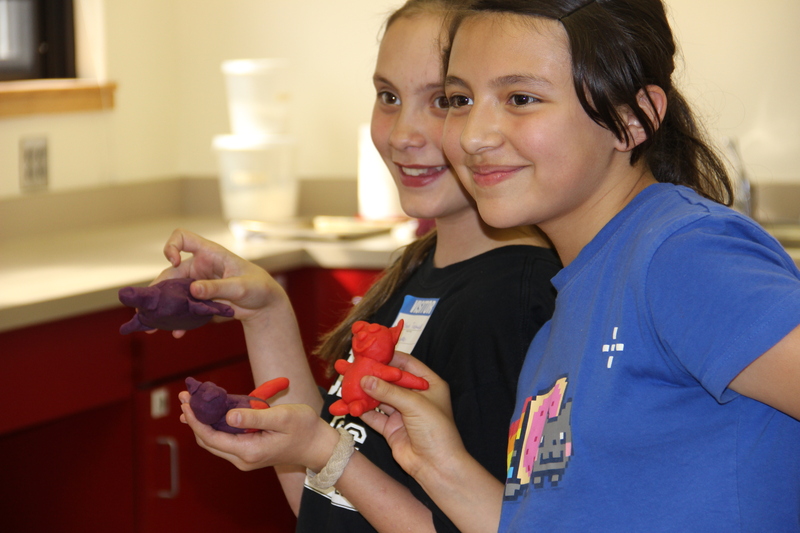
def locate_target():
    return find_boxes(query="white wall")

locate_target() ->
[0,0,797,200]
[171,0,398,178]
[669,0,800,183]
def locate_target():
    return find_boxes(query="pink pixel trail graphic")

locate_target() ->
[505,377,573,499]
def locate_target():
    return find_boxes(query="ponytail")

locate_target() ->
[646,89,732,205]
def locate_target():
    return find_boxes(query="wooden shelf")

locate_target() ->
[0,79,116,117]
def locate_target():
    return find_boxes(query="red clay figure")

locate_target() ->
[330,319,429,417]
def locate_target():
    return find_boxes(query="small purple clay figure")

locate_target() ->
[185,376,290,434]
[118,278,234,334]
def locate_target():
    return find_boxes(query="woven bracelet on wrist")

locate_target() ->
[306,427,355,490]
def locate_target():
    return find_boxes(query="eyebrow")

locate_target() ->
[373,74,395,88]
[374,74,445,94]
[445,73,553,90]
[444,75,467,89]
[493,74,553,89]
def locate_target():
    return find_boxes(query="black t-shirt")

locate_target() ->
[295,244,561,533]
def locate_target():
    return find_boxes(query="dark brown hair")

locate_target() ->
[445,0,733,205]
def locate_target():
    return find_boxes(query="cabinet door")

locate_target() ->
[0,307,133,434]
[0,307,136,532]
[0,401,136,533]
[135,359,296,533]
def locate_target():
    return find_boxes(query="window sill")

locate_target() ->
[0,79,117,118]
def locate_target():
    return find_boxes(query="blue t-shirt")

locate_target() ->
[501,184,800,531]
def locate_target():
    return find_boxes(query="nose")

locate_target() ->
[388,107,426,151]
[459,101,503,155]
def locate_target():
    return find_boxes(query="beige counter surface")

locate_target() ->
[0,217,411,333]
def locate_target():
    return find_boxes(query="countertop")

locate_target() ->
[0,216,412,333]
[4,215,799,335]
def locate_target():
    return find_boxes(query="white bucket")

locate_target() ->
[213,134,298,222]
[357,123,404,220]
[221,58,290,136]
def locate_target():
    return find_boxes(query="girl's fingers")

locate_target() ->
[359,408,388,434]
[225,407,272,431]
[163,229,193,267]
[190,276,242,302]
[362,376,420,415]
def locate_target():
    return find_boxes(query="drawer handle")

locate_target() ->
[156,436,180,498]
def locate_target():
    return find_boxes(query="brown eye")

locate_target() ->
[379,91,400,105]
[433,95,449,109]
[448,95,472,108]
[510,94,538,106]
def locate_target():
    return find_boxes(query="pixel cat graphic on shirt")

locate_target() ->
[505,376,573,500]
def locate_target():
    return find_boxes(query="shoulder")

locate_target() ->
[457,246,560,303]
[616,185,784,266]
[651,206,791,276]
[446,246,559,325]
[471,245,561,277]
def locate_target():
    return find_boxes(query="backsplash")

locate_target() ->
[1,177,794,243]
[0,176,358,242]
[751,182,800,224]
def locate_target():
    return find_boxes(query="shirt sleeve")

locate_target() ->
[646,215,800,402]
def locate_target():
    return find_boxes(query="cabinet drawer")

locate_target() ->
[0,307,133,434]
[129,314,248,386]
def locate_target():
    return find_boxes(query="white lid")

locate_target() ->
[221,58,289,75]
[212,133,296,151]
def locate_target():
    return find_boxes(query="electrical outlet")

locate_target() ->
[20,136,48,192]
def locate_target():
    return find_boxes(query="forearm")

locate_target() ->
[356,369,504,532]
[335,451,436,533]
[274,464,307,516]
[241,293,325,509]
[415,448,503,533]
[241,293,323,413]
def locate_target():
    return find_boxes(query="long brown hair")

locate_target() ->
[315,230,437,373]
[314,0,472,373]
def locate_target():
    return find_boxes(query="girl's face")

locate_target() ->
[371,14,474,221]
[443,14,642,255]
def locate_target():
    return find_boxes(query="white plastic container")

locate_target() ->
[213,134,298,222]
[222,58,290,136]
[357,123,404,220]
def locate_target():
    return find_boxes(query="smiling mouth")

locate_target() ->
[399,165,447,177]
[469,165,522,187]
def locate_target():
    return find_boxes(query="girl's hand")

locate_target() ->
[178,391,339,472]
[155,229,287,337]
[382,350,453,417]
[359,353,464,479]
[359,353,505,533]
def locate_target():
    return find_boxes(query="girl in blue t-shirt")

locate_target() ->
[361,1,800,531]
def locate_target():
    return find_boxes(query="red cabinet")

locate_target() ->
[0,307,136,532]
[0,306,133,435]
[0,266,382,532]
[0,400,137,532]
[285,267,383,387]
[134,360,295,533]
[0,308,294,532]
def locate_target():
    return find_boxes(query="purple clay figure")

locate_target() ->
[118,278,234,334]
[185,376,290,434]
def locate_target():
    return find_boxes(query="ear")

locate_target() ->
[615,85,667,152]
